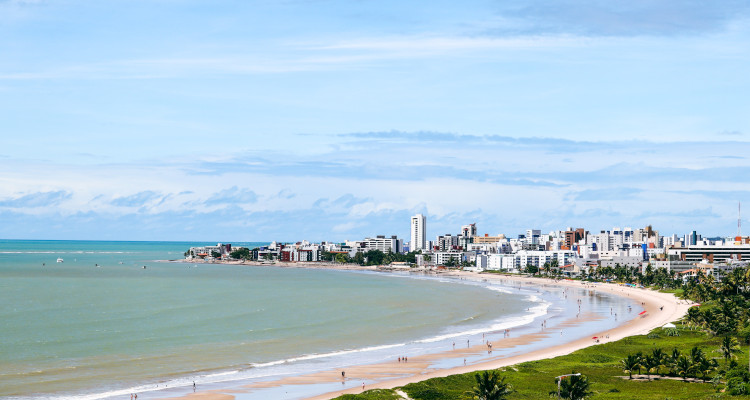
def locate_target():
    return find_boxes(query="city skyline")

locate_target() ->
[1,1,749,241]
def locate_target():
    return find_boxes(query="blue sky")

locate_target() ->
[1,0,749,242]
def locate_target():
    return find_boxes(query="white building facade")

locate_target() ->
[411,214,426,252]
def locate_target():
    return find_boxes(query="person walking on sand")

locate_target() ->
[362,382,365,391]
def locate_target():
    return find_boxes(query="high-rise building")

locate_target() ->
[526,229,541,245]
[459,223,476,249]
[461,223,477,238]
[411,214,426,251]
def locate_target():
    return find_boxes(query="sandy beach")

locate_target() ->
[164,263,692,400]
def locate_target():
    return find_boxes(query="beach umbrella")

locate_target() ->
[639,311,647,315]
[662,323,676,328]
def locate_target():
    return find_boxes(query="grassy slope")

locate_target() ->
[335,327,750,399]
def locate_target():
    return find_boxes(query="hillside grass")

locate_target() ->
[334,326,749,399]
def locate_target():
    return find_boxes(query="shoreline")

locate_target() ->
[309,271,691,399]
[158,262,691,400]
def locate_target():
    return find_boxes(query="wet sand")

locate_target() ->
[161,267,691,400]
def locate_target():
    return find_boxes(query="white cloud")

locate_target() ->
[2,134,750,239]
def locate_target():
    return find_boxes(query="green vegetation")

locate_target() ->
[321,249,420,266]
[619,345,720,382]
[551,372,591,400]
[334,326,750,399]
[335,389,404,400]
[523,264,539,275]
[465,370,514,400]
[229,247,252,260]
[333,260,750,399]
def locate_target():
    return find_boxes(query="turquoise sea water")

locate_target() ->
[0,240,538,400]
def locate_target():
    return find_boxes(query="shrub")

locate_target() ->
[664,328,680,336]
[725,367,750,395]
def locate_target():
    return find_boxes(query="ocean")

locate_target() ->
[0,240,557,400]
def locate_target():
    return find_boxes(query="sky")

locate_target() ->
[1,0,749,242]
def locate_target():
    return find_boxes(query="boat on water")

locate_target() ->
[56,258,64,263]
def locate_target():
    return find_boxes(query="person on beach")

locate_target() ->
[342,371,345,378]
[398,356,401,362]
[193,381,196,391]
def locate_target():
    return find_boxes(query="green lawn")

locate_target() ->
[334,327,750,399]
[335,389,405,400]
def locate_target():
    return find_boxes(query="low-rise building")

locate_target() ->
[186,243,232,260]
[667,245,750,263]
[357,235,403,253]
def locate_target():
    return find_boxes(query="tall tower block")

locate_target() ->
[411,214,426,252]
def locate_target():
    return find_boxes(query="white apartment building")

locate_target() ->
[358,235,402,253]
[525,229,541,246]
[186,243,232,259]
[599,256,642,269]
[436,234,459,251]
[474,254,488,269]
[433,251,464,265]
[487,254,516,271]
[513,250,577,269]
[411,214,426,251]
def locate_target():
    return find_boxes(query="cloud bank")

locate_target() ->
[1,132,748,241]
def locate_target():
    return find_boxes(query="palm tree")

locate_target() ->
[685,306,703,330]
[621,355,641,379]
[643,355,660,380]
[690,346,706,365]
[696,357,718,382]
[651,348,666,376]
[465,370,514,400]
[675,355,694,381]
[634,351,644,375]
[718,336,742,367]
[550,373,592,400]
[668,348,682,375]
